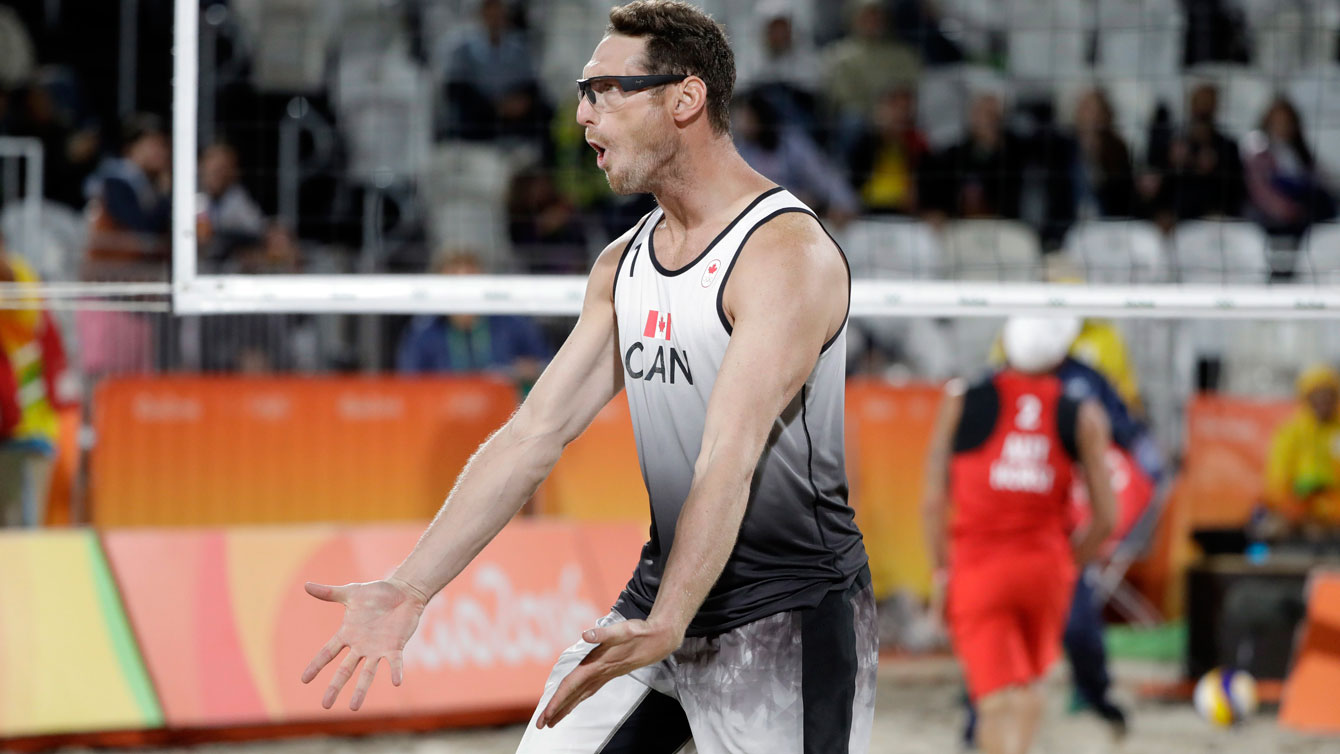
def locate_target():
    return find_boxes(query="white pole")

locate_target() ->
[172,0,199,306]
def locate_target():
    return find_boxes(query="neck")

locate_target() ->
[649,136,771,232]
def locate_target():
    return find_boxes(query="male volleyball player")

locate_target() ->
[300,2,875,750]
[922,317,1117,754]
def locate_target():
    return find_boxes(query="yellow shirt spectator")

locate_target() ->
[1069,320,1142,414]
[1265,365,1340,524]
[0,254,60,449]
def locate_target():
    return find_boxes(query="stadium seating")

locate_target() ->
[1003,0,1088,95]
[422,142,515,269]
[1094,0,1185,79]
[1060,219,1169,285]
[1172,220,1270,284]
[334,48,433,186]
[229,0,337,93]
[1244,0,1340,78]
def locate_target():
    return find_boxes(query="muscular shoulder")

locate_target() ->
[739,211,844,280]
[723,211,847,327]
[589,217,647,303]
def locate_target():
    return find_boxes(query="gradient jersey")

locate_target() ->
[611,187,867,636]
[949,370,1081,563]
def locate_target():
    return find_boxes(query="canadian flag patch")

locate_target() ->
[701,258,722,288]
[643,309,672,340]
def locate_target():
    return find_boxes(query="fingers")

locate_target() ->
[301,635,346,684]
[389,651,404,687]
[304,582,347,603]
[349,656,380,711]
[539,664,607,729]
[323,651,363,709]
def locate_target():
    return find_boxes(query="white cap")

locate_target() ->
[1002,316,1081,374]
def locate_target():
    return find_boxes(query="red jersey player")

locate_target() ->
[923,317,1117,754]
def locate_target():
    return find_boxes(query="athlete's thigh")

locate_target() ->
[516,612,692,754]
[675,577,878,754]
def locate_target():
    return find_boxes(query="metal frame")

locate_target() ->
[171,0,1340,319]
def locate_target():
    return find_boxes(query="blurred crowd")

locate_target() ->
[0,2,1337,397]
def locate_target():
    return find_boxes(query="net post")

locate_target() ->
[172,0,200,310]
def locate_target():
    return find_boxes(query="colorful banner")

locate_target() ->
[101,520,646,727]
[0,529,161,737]
[91,376,519,526]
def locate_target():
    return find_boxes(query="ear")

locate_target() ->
[669,75,709,126]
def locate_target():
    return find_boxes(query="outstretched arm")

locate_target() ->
[538,211,850,727]
[302,233,631,710]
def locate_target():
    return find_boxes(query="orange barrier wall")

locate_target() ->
[845,379,941,600]
[541,394,648,524]
[1132,394,1293,617]
[90,377,518,526]
[101,520,645,727]
[1281,569,1340,733]
[1173,394,1294,529]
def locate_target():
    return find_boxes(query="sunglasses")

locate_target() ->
[575,74,689,109]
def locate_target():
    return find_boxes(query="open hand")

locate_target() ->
[536,618,683,729]
[300,578,427,711]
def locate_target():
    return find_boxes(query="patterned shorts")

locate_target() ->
[516,574,877,754]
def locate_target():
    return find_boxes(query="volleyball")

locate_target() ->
[1193,667,1259,727]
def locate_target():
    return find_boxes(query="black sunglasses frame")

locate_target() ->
[575,74,689,106]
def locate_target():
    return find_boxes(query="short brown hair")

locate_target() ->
[607,1,735,135]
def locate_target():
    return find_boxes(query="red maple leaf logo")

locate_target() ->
[708,261,719,273]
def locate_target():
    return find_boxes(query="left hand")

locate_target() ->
[536,617,683,729]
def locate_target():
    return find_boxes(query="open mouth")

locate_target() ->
[588,139,609,169]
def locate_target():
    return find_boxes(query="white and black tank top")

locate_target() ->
[611,186,868,636]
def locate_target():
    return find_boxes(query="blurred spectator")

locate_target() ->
[198,142,263,241]
[397,249,550,391]
[921,92,1024,221]
[1140,83,1245,229]
[1042,89,1136,241]
[5,73,101,209]
[1241,98,1336,237]
[84,113,171,276]
[1264,365,1340,529]
[735,2,823,136]
[822,0,921,128]
[444,0,551,150]
[844,86,929,215]
[734,91,860,225]
[506,165,590,274]
[0,238,71,527]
